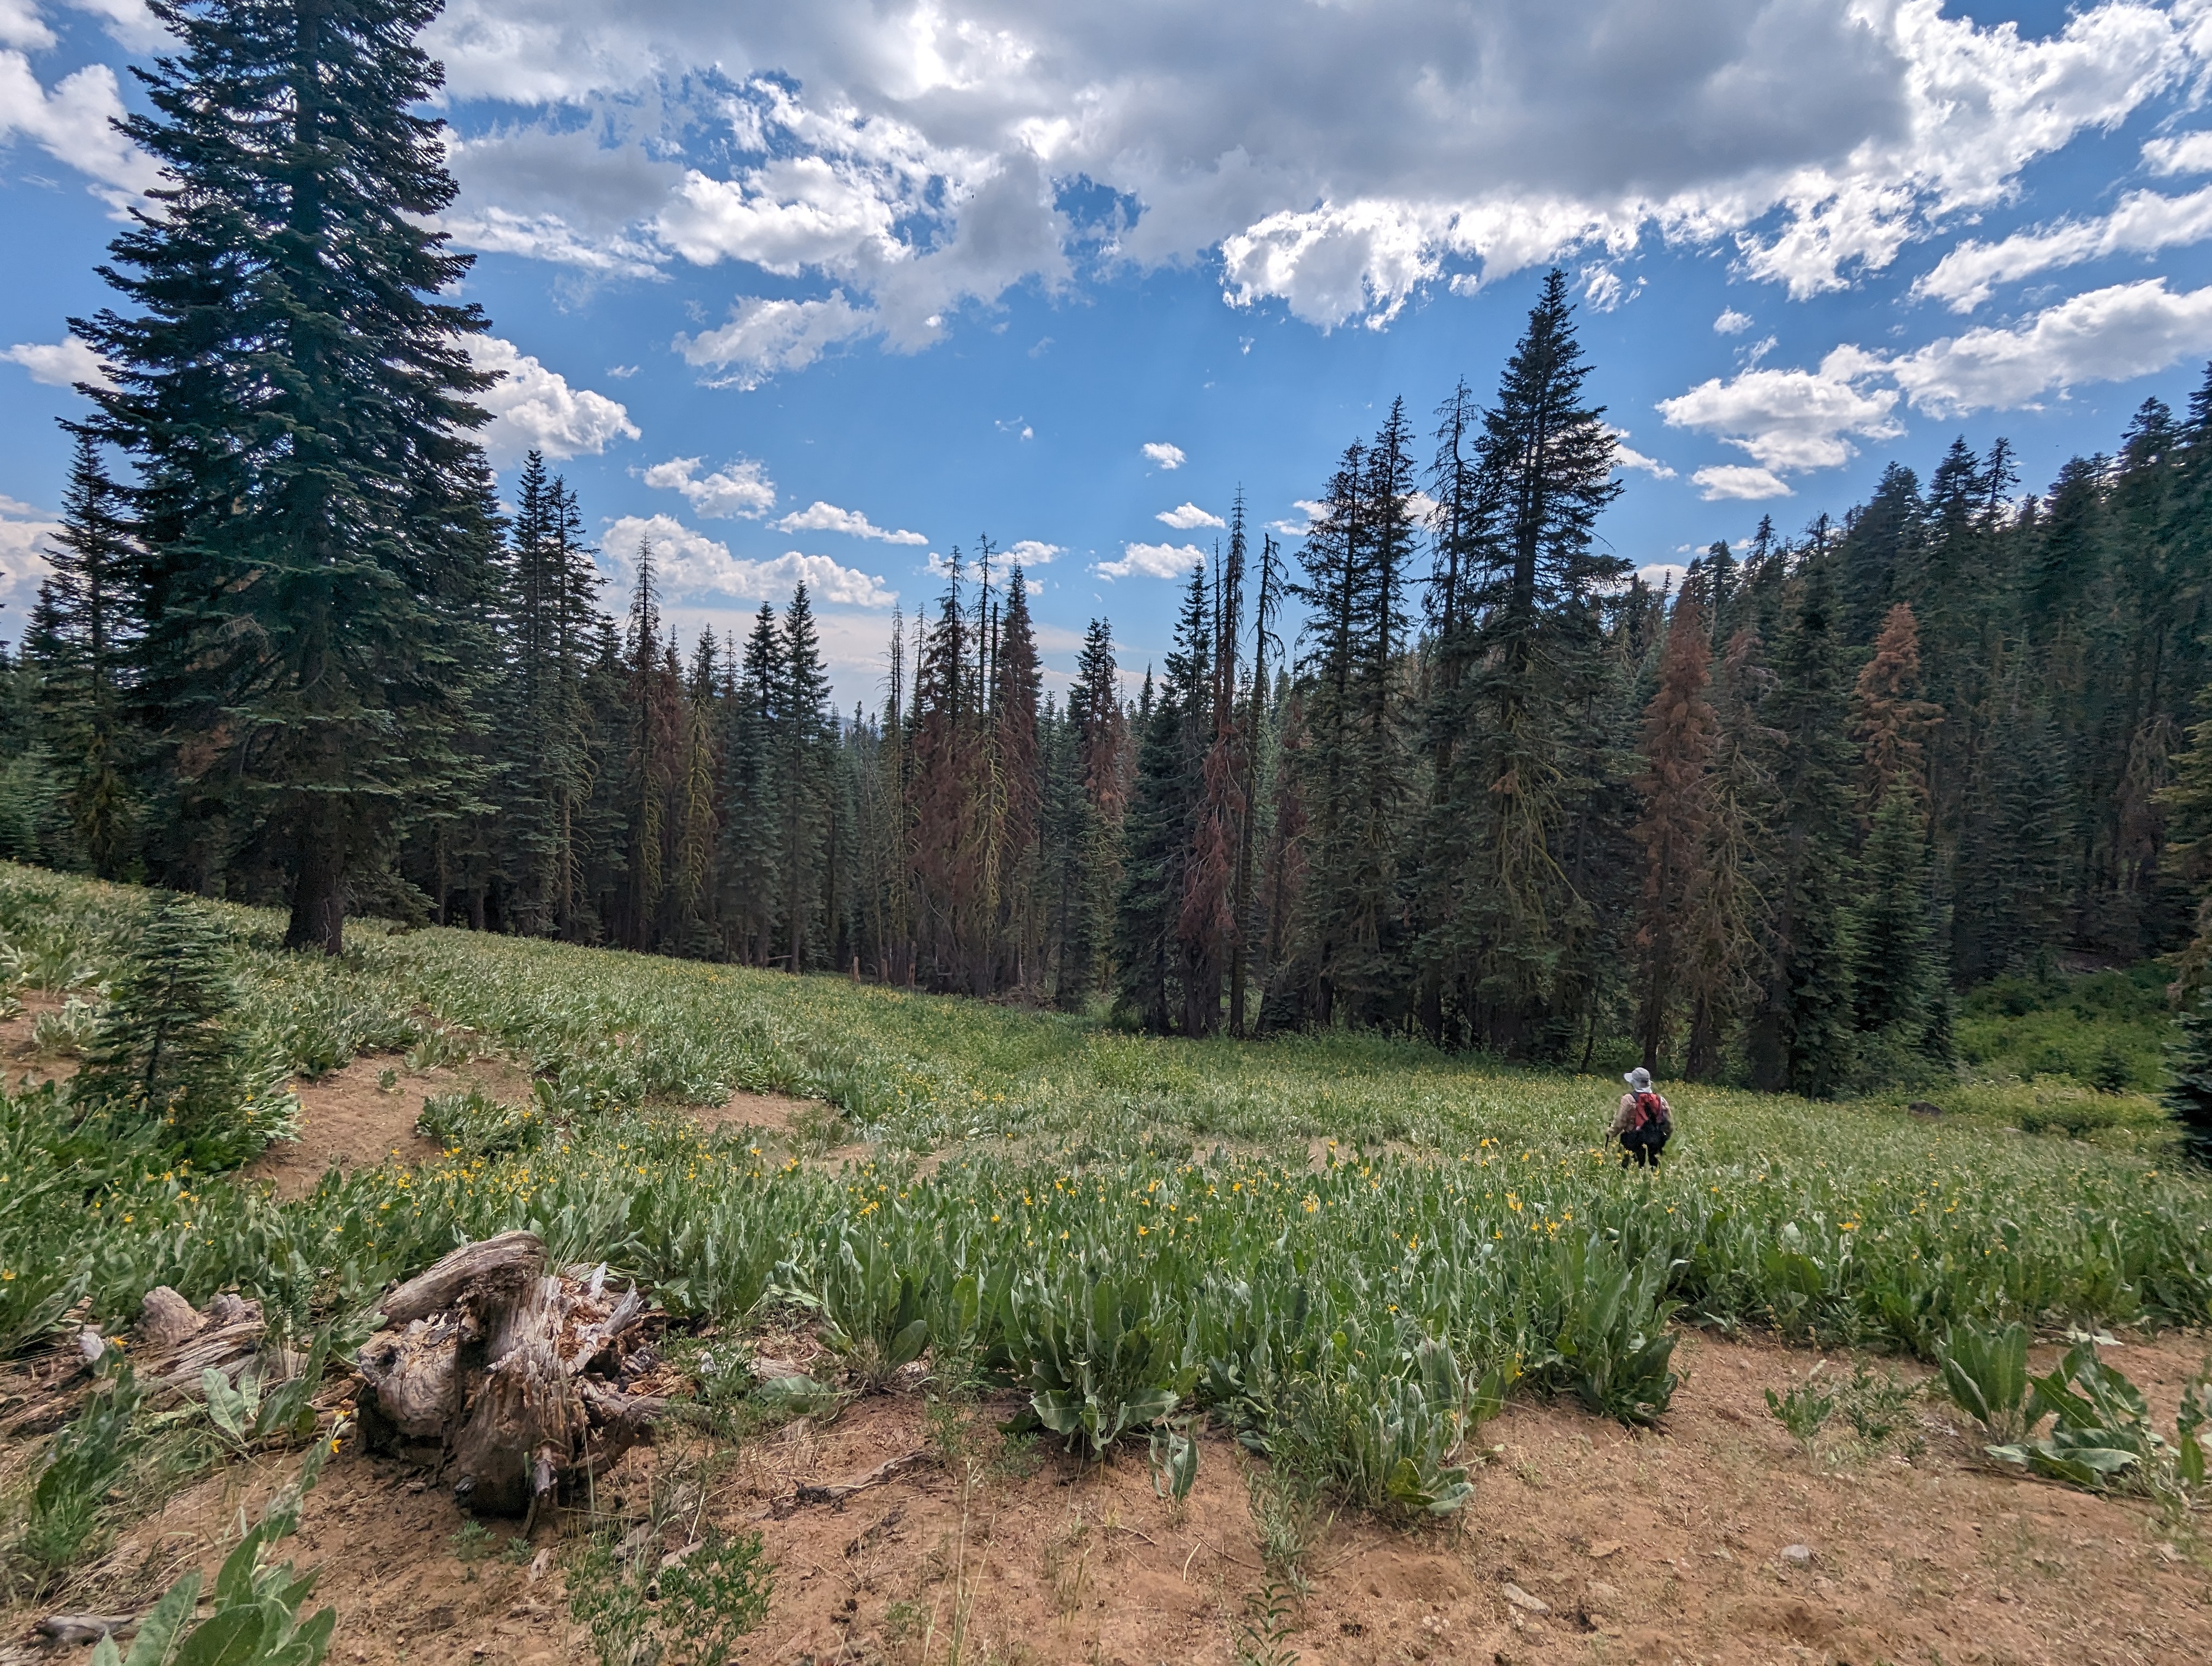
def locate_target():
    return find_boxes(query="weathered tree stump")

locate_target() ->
[355,1231,664,1519]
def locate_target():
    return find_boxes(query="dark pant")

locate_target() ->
[1620,1125,1669,1168]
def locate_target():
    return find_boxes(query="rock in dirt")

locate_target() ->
[1780,1544,1814,1565]
[1501,1582,1551,1614]
[355,1231,665,1519]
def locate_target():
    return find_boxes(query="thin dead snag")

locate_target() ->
[354,1230,665,1520]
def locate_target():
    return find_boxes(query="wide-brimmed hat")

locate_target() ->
[1623,1067,1652,1092]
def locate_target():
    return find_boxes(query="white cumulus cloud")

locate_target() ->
[774,500,927,543]
[1141,441,1186,470]
[381,0,2212,359]
[1886,275,2212,416]
[676,292,877,389]
[1692,465,1794,501]
[2143,130,2212,174]
[0,0,53,49]
[467,336,639,462]
[603,514,896,607]
[1268,498,1329,537]
[1714,308,1754,335]
[1006,539,1060,566]
[644,456,777,519]
[1156,502,1225,530]
[0,492,60,636]
[1605,426,1676,479]
[1096,541,1206,580]
[1661,275,2212,490]
[0,51,160,208]
[1917,184,2212,310]
[4,335,112,390]
[1658,350,1904,475]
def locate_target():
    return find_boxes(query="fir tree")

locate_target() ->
[74,893,276,1165]
[1680,626,1775,1080]
[1851,603,1941,815]
[35,434,136,876]
[1118,567,1211,1030]
[1853,788,1950,1081]
[1632,591,1716,1071]
[1456,268,1623,1053]
[76,0,501,951]
[1746,548,1857,1097]
[2164,988,2212,1163]
[991,570,1044,990]
[777,585,834,972]
[1057,618,1126,1008]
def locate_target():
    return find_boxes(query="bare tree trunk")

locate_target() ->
[286,803,347,954]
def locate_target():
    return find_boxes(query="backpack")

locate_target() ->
[1627,1091,1670,1134]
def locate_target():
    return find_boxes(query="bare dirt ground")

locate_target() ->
[242,1055,541,1200]
[0,991,82,1085]
[10,1329,2211,1666]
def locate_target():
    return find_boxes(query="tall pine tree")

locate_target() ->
[77,0,500,950]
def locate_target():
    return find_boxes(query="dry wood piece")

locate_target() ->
[355,1232,665,1518]
[35,1613,145,1646]
[131,1289,268,1404]
[777,1450,933,1515]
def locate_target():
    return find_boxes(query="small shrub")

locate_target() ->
[1765,1366,1838,1452]
[658,1529,774,1665]
[414,1086,543,1158]
[1837,1361,1916,1446]
[567,1523,772,1666]
[13,1366,143,1590]
[2016,1086,2133,1138]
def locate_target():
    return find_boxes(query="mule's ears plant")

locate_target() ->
[12,1362,143,1590]
[1935,1322,2030,1444]
[1984,1338,2184,1495]
[1946,1337,2212,1502]
[78,1418,336,1666]
[1149,1419,1200,1502]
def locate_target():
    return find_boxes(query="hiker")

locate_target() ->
[1611,1067,1672,1169]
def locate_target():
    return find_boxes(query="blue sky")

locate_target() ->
[8,0,2212,704]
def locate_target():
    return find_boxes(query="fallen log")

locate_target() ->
[355,1232,664,1518]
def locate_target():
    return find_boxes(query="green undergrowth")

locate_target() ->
[1958,963,2178,1096]
[4,863,2212,1538]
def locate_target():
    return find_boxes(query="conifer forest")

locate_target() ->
[10,217,2212,1098]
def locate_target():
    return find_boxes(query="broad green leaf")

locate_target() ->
[174,1609,264,1666]
[123,1570,203,1666]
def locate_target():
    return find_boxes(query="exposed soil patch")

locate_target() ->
[698,1090,818,1138]
[12,1329,2211,1665]
[0,990,85,1085]
[245,1054,536,1201]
